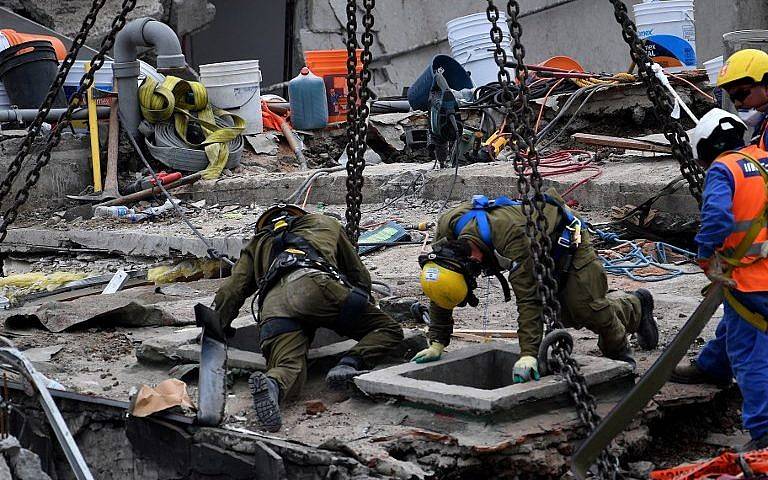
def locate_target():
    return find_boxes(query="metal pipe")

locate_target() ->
[0,107,110,123]
[113,18,185,138]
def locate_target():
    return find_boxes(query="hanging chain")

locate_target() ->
[0,0,109,210]
[0,0,138,243]
[487,2,621,478]
[608,0,704,205]
[343,0,375,244]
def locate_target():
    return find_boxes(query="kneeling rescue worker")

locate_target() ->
[415,191,658,381]
[213,205,404,432]
[671,107,768,452]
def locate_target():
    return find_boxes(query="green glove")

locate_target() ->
[411,342,445,363]
[513,355,541,383]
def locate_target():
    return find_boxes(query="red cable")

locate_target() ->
[524,149,602,198]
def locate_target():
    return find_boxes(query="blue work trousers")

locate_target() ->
[697,290,768,440]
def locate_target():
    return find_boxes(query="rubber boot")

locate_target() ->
[326,355,367,390]
[669,360,731,387]
[739,432,768,453]
[248,372,282,432]
[633,289,659,350]
[606,345,636,371]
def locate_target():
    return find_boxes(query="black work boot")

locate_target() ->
[739,432,768,453]
[326,355,367,390]
[669,360,731,387]
[248,372,282,432]
[633,289,659,350]
[606,345,637,371]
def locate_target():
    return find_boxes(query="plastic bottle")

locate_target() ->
[94,206,135,219]
[289,67,328,130]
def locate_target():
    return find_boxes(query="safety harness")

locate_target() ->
[421,194,583,307]
[253,216,370,342]
[717,151,768,332]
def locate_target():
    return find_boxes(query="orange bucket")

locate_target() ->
[304,49,362,123]
[538,55,585,73]
[1,29,67,60]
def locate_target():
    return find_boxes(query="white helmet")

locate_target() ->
[690,109,747,165]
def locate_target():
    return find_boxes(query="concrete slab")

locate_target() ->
[354,342,634,416]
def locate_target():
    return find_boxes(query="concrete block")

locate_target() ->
[354,342,634,415]
[170,0,215,35]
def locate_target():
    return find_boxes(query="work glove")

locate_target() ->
[411,342,445,364]
[698,257,736,287]
[513,355,541,384]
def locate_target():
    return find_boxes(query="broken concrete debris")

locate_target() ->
[0,0,758,478]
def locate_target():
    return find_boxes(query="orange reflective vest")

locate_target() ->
[714,144,768,292]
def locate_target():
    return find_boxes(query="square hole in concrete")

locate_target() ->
[355,342,634,416]
[402,349,518,390]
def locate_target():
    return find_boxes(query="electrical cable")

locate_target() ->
[119,111,235,267]
[361,172,427,214]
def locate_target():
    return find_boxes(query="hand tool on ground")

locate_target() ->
[63,172,202,221]
[410,302,430,324]
[571,284,725,479]
[86,61,102,193]
[67,87,121,202]
[122,171,182,195]
[194,303,228,426]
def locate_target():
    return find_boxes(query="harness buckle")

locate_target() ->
[564,218,582,247]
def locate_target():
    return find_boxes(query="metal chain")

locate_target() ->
[608,0,704,206]
[0,0,138,243]
[487,2,620,478]
[0,0,109,210]
[343,0,375,244]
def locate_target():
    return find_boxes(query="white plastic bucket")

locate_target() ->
[703,55,723,85]
[461,50,510,87]
[446,12,509,46]
[200,60,263,135]
[633,0,696,73]
[63,60,114,99]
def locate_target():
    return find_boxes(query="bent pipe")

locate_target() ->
[113,18,185,138]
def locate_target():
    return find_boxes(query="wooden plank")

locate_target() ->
[571,133,672,153]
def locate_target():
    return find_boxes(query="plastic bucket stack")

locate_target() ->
[0,29,67,60]
[0,41,65,109]
[63,60,114,99]
[200,60,263,135]
[305,49,362,123]
[447,12,511,86]
[633,0,696,73]
[703,55,723,85]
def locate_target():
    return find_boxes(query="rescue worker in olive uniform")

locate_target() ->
[671,108,768,452]
[213,205,403,432]
[414,191,658,382]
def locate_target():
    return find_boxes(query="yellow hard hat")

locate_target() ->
[256,203,307,230]
[717,49,768,88]
[419,261,468,310]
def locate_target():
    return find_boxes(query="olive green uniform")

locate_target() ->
[429,196,641,358]
[214,214,403,399]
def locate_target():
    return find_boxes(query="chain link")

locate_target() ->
[0,0,138,243]
[487,2,621,478]
[0,0,109,210]
[343,0,375,244]
[608,0,704,206]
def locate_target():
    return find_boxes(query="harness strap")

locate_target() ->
[259,317,305,346]
[723,289,768,332]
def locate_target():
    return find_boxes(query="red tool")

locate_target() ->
[123,171,182,195]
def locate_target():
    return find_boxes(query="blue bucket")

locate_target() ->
[407,55,473,111]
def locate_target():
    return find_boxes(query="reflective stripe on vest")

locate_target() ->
[715,145,768,292]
